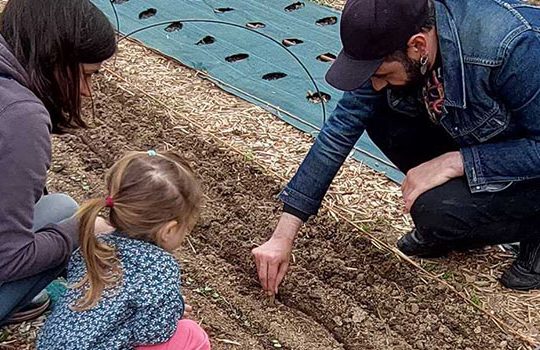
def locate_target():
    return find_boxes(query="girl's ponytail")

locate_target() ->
[71,198,119,311]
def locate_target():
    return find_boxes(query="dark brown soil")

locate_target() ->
[40,75,527,350]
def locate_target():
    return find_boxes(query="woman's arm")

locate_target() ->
[0,100,76,282]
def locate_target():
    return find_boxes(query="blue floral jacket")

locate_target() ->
[281,0,540,218]
[37,233,184,350]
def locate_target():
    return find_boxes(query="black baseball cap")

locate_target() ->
[326,0,429,91]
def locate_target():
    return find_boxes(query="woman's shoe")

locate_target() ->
[5,290,51,324]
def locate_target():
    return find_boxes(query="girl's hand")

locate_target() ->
[183,296,193,317]
[94,216,114,234]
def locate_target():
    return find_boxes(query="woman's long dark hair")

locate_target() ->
[0,0,116,133]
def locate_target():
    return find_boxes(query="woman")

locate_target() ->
[0,0,116,323]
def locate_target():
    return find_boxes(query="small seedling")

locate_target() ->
[442,271,454,281]
[360,224,371,233]
[421,262,437,272]
[470,293,481,307]
[0,330,8,342]
[244,150,254,162]
[194,286,214,295]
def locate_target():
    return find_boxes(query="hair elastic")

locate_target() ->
[105,196,115,208]
[147,150,157,157]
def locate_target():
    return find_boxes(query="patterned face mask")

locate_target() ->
[422,67,446,124]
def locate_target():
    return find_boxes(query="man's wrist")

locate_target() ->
[273,212,302,243]
[446,151,464,177]
[283,204,310,222]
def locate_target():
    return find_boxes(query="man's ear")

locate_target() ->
[156,220,179,245]
[407,33,429,58]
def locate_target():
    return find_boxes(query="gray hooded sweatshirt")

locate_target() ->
[0,35,77,284]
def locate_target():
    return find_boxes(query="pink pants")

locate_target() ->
[137,319,211,350]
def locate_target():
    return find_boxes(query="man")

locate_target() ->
[252,0,540,294]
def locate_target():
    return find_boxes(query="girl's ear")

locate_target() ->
[156,220,179,248]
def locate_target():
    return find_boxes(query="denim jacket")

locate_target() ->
[281,0,540,219]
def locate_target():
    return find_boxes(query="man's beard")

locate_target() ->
[388,50,426,91]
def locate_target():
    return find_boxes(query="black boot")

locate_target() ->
[396,229,449,258]
[501,238,540,291]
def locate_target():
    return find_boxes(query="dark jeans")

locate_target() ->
[366,111,540,251]
[0,193,78,325]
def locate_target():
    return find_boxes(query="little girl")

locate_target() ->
[38,150,210,350]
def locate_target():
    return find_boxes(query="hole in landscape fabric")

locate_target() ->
[225,53,249,62]
[246,22,266,29]
[282,38,304,47]
[139,8,157,20]
[112,0,128,4]
[262,72,288,80]
[284,2,305,11]
[196,36,216,45]
[307,91,331,104]
[214,7,235,13]
[316,53,337,62]
[164,22,183,32]
[316,16,337,26]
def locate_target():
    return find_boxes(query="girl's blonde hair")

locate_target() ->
[72,150,202,311]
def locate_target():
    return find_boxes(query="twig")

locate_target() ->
[187,237,197,254]
[215,338,242,346]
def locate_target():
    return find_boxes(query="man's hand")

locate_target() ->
[252,213,302,295]
[94,216,114,235]
[402,151,464,213]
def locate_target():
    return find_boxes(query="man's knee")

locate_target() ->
[410,181,470,237]
[410,192,445,232]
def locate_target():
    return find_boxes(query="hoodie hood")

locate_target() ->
[0,34,31,88]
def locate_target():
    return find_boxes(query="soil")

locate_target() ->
[34,75,528,350]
